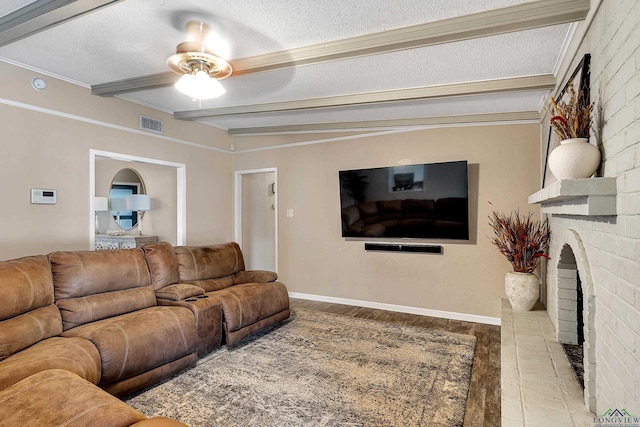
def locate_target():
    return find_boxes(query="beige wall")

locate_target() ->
[0,58,540,319]
[0,61,234,260]
[233,124,541,318]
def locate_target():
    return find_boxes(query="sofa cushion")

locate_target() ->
[142,242,181,290]
[0,255,54,321]
[0,336,101,391]
[56,286,157,330]
[174,242,245,281]
[0,369,148,427]
[0,304,62,361]
[50,249,155,329]
[62,306,197,387]
[0,255,64,362]
[50,249,150,299]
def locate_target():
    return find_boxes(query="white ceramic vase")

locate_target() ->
[548,137,601,180]
[505,272,539,311]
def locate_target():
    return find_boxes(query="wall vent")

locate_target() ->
[139,115,163,134]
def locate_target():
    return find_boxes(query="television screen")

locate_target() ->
[339,161,469,240]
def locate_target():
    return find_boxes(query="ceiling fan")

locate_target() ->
[166,21,232,100]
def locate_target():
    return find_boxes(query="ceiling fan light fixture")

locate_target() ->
[167,21,232,101]
[175,70,226,100]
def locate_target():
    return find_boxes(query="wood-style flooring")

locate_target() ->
[290,298,501,427]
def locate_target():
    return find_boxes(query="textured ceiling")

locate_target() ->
[0,0,588,134]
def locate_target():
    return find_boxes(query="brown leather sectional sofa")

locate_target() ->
[0,242,289,426]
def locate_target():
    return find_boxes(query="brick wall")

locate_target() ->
[543,0,640,415]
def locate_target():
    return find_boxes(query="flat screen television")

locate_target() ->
[339,160,469,240]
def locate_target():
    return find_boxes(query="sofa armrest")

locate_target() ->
[234,270,278,284]
[155,284,204,301]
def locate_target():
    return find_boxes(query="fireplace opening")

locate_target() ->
[562,270,584,389]
[554,234,596,412]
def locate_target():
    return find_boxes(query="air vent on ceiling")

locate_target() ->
[139,115,163,134]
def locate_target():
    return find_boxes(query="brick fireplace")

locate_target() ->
[527,0,640,417]
[529,177,617,413]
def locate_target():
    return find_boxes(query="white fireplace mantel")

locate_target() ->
[528,177,617,216]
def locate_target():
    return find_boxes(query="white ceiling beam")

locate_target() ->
[91,72,176,96]
[232,0,590,75]
[227,111,542,135]
[91,0,589,97]
[0,0,121,47]
[174,75,556,120]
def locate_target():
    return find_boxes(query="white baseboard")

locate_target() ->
[288,292,501,326]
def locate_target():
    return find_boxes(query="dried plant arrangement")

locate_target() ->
[545,78,594,140]
[489,210,551,273]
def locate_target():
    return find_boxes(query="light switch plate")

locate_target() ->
[286,209,294,217]
[31,188,57,204]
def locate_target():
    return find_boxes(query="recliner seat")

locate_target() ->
[144,242,290,347]
[49,249,198,396]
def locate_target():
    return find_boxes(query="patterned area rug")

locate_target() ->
[125,308,477,427]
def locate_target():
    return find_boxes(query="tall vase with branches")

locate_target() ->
[545,78,600,180]
[489,209,551,310]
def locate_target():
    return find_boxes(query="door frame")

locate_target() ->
[234,168,278,273]
[90,149,187,248]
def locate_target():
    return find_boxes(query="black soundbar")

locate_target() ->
[364,243,443,254]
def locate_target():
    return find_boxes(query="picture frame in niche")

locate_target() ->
[542,53,591,188]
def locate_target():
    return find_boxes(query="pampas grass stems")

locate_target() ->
[546,79,593,140]
[489,210,551,273]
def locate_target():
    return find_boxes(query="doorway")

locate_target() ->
[90,149,186,248]
[234,168,278,272]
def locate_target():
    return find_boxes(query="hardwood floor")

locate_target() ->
[290,298,501,427]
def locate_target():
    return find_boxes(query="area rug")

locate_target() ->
[125,308,477,427]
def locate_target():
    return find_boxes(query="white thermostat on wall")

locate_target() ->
[31,188,57,204]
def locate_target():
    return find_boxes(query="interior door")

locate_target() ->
[238,171,277,271]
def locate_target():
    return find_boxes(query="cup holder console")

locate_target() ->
[186,295,209,302]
